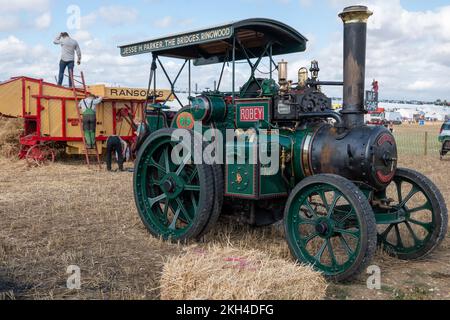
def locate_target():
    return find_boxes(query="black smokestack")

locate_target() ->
[339,5,373,128]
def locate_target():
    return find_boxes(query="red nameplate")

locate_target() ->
[240,106,265,122]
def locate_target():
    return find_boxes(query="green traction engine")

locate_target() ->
[121,6,448,281]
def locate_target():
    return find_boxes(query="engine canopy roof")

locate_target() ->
[119,18,307,65]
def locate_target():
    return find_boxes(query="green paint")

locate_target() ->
[134,134,202,239]
[146,113,168,132]
[225,139,258,198]
[377,175,435,256]
[260,79,280,96]
[285,183,362,276]
[191,97,208,121]
[259,130,288,197]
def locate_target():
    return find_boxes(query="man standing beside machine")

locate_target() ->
[79,93,103,149]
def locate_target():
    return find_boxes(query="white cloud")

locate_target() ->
[153,16,173,28]
[0,36,56,80]
[0,0,50,31]
[97,6,139,26]
[73,30,92,42]
[152,16,194,29]
[0,36,27,57]
[78,6,139,29]
[34,12,52,30]
[0,33,154,89]
[407,81,434,91]
[2,0,449,102]
[0,15,20,32]
[0,0,50,12]
[80,12,97,30]
[296,0,450,101]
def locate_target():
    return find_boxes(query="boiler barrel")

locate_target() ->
[292,124,398,191]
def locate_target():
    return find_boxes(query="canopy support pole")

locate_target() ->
[216,51,228,92]
[153,55,157,105]
[238,41,273,96]
[144,54,158,110]
[188,60,191,101]
[232,36,236,104]
[157,57,188,108]
[269,44,273,80]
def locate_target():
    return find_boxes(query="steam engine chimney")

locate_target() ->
[339,5,373,128]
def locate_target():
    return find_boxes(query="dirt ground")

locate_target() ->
[0,123,449,300]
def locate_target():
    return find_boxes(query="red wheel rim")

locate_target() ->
[25,145,55,167]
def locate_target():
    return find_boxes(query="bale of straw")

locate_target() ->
[0,117,23,158]
[160,245,327,300]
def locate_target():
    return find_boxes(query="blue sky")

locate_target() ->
[12,0,450,54]
[1,0,450,101]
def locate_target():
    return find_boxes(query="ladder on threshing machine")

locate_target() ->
[69,71,102,168]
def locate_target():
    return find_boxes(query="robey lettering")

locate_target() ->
[240,106,265,122]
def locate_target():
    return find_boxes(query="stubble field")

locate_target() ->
[0,122,448,300]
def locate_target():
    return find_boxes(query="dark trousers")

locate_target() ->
[82,114,96,148]
[58,60,75,87]
[106,136,124,171]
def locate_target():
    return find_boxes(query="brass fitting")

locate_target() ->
[278,60,289,92]
[298,67,308,88]
[339,5,373,24]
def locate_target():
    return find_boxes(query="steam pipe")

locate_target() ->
[306,80,344,86]
[339,5,373,129]
[297,111,344,126]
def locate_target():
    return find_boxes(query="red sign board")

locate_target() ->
[67,118,80,126]
[239,106,265,122]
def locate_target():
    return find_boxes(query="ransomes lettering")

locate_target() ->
[109,88,164,98]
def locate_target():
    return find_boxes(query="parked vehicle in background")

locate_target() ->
[439,121,450,160]
[365,110,386,125]
[385,111,402,125]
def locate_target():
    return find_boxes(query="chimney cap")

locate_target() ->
[339,5,373,24]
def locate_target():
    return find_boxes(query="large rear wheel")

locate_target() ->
[284,174,377,282]
[134,128,214,241]
[197,164,223,238]
[375,168,448,260]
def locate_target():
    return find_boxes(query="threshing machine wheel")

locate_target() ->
[284,174,377,282]
[25,144,56,167]
[376,168,448,260]
[133,128,215,241]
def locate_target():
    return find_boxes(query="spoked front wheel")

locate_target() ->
[284,174,377,282]
[134,128,214,241]
[375,168,448,260]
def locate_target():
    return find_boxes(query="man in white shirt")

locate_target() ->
[53,32,82,87]
[79,94,103,149]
